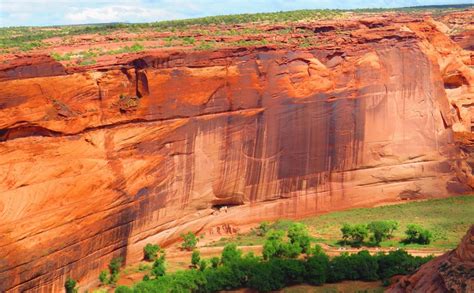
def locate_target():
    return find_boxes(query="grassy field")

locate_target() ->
[207,195,474,250]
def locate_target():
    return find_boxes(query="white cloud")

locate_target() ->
[64,5,180,24]
[0,0,471,27]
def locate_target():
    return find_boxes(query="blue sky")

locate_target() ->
[0,0,470,27]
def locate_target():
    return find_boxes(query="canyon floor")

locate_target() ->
[88,196,472,292]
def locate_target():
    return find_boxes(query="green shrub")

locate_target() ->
[98,270,109,285]
[262,229,302,260]
[143,243,160,261]
[329,251,378,282]
[340,223,368,246]
[305,252,329,285]
[210,256,220,268]
[368,220,398,245]
[191,250,201,268]
[376,249,433,280]
[404,224,433,244]
[109,257,123,276]
[287,223,311,253]
[199,259,208,271]
[115,286,134,293]
[247,260,285,292]
[181,232,199,251]
[64,277,77,293]
[221,243,242,265]
[151,255,166,278]
[256,221,270,236]
[112,243,432,292]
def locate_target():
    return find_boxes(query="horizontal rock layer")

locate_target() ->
[0,18,472,292]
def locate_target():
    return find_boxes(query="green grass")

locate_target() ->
[302,195,473,249]
[207,196,474,250]
[1,4,471,53]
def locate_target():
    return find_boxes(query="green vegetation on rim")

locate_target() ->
[0,4,471,52]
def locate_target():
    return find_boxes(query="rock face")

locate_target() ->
[0,15,473,292]
[389,225,474,293]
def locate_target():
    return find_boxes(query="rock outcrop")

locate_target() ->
[0,12,472,292]
[389,225,474,293]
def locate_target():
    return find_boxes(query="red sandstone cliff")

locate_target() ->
[0,12,473,292]
[389,225,474,293]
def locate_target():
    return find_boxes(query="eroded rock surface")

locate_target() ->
[0,12,473,292]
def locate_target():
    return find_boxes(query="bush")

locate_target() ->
[98,270,109,285]
[181,232,199,251]
[262,229,302,260]
[115,286,134,293]
[340,223,368,246]
[109,256,123,276]
[64,277,77,293]
[329,250,379,282]
[368,221,398,245]
[191,250,201,268]
[305,252,329,285]
[143,243,160,261]
[221,243,242,265]
[247,261,285,292]
[376,249,432,280]
[199,259,208,271]
[114,243,432,292]
[256,221,270,236]
[404,224,432,244]
[287,223,311,253]
[151,255,166,278]
[210,256,220,268]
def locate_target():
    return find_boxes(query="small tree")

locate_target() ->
[143,243,160,261]
[404,224,432,244]
[262,229,302,259]
[341,223,352,244]
[199,259,208,271]
[191,250,201,268]
[340,224,368,246]
[64,277,77,293]
[108,256,123,284]
[368,221,391,245]
[351,224,368,245]
[98,270,109,285]
[262,229,286,260]
[221,243,242,265]
[151,255,166,278]
[256,221,270,236]
[386,220,399,238]
[181,232,199,251]
[210,256,220,268]
[109,256,123,276]
[305,252,329,285]
[287,222,311,253]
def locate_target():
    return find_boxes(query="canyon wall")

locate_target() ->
[0,18,472,291]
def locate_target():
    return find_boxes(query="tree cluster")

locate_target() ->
[115,223,432,293]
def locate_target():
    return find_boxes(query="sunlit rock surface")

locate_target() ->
[0,12,472,292]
